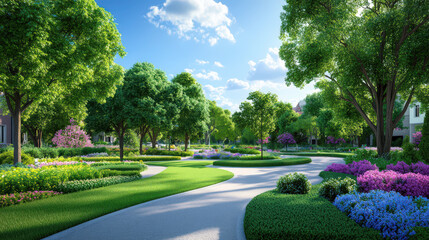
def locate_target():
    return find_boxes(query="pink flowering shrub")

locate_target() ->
[0,191,61,208]
[257,136,270,144]
[412,131,422,145]
[52,119,93,148]
[358,170,429,198]
[324,160,378,176]
[386,161,429,176]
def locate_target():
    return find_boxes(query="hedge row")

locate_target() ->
[0,147,108,158]
[145,148,194,157]
[81,156,181,162]
[244,171,382,240]
[224,148,261,155]
[213,158,311,167]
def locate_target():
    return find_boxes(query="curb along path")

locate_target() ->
[45,157,344,240]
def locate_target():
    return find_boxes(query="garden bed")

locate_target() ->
[213,157,311,167]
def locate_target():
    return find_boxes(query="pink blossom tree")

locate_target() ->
[52,119,93,148]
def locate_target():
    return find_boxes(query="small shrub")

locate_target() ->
[145,148,194,157]
[276,173,311,194]
[0,151,34,165]
[55,176,140,193]
[419,113,429,163]
[224,148,261,154]
[318,177,356,202]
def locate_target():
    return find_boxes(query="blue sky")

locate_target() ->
[97,0,317,112]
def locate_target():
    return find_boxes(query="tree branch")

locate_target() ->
[393,87,415,127]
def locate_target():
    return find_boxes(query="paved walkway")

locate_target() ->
[45,156,344,240]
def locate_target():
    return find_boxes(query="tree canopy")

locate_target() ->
[280,0,429,155]
[0,0,125,163]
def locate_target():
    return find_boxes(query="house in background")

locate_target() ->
[0,108,12,146]
[409,102,425,138]
[92,132,116,144]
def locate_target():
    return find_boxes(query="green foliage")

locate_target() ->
[9,147,108,159]
[224,148,261,154]
[318,178,357,202]
[0,151,34,165]
[282,152,353,158]
[0,161,233,240]
[81,156,181,162]
[123,129,139,148]
[93,163,146,172]
[235,154,280,160]
[0,165,103,194]
[244,189,382,240]
[402,139,421,164]
[276,173,311,194]
[419,113,429,163]
[145,148,194,157]
[55,176,141,193]
[213,158,311,167]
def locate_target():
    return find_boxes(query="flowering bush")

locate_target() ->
[334,190,429,240]
[277,133,296,145]
[29,161,91,168]
[326,136,346,145]
[413,131,422,145]
[324,160,378,176]
[358,170,429,198]
[0,165,103,194]
[52,119,93,148]
[386,161,429,176]
[0,191,62,208]
[257,136,270,144]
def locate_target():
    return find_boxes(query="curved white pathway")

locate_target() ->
[45,156,344,240]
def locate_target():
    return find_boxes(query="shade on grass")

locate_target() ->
[213,158,311,167]
[0,161,233,240]
[280,152,353,158]
[244,171,381,240]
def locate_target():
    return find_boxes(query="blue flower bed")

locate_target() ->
[333,190,429,240]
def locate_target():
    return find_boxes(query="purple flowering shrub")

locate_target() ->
[386,161,429,176]
[357,170,429,198]
[0,191,62,208]
[52,119,93,148]
[333,190,429,240]
[412,131,422,145]
[324,160,378,176]
[326,136,346,145]
[277,133,296,145]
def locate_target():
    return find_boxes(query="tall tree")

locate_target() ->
[172,73,209,151]
[237,91,278,159]
[86,85,130,160]
[280,0,429,156]
[205,101,235,145]
[0,0,125,163]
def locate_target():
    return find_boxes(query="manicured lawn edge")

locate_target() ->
[0,161,233,240]
[243,171,382,240]
[81,156,182,161]
[279,152,353,158]
[213,157,311,167]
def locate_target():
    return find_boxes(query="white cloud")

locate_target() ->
[214,61,224,68]
[195,70,221,81]
[204,84,237,111]
[184,68,194,73]
[226,78,249,90]
[249,80,285,91]
[147,0,235,46]
[208,37,218,46]
[248,48,287,81]
[196,59,209,65]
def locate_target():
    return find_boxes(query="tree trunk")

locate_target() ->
[36,130,42,148]
[260,113,263,160]
[184,133,189,151]
[139,133,144,155]
[119,130,125,161]
[204,132,210,145]
[12,110,21,164]
[149,129,158,148]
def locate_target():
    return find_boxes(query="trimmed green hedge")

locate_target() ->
[0,151,34,165]
[243,171,381,240]
[145,148,194,157]
[213,158,311,167]
[82,156,181,162]
[224,148,261,154]
[0,147,108,158]
[280,152,353,158]
[55,176,141,193]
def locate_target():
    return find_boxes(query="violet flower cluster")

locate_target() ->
[277,133,296,145]
[357,170,429,198]
[334,190,429,240]
[412,131,422,145]
[326,136,346,145]
[52,118,93,148]
[193,150,241,159]
[386,161,429,176]
[257,136,270,144]
[324,160,378,176]
[29,161,96,168]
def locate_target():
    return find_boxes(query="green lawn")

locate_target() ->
[279,152,353,158]
[0,161,233,240]
[213,157,311,167]
[243,171,382,240]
